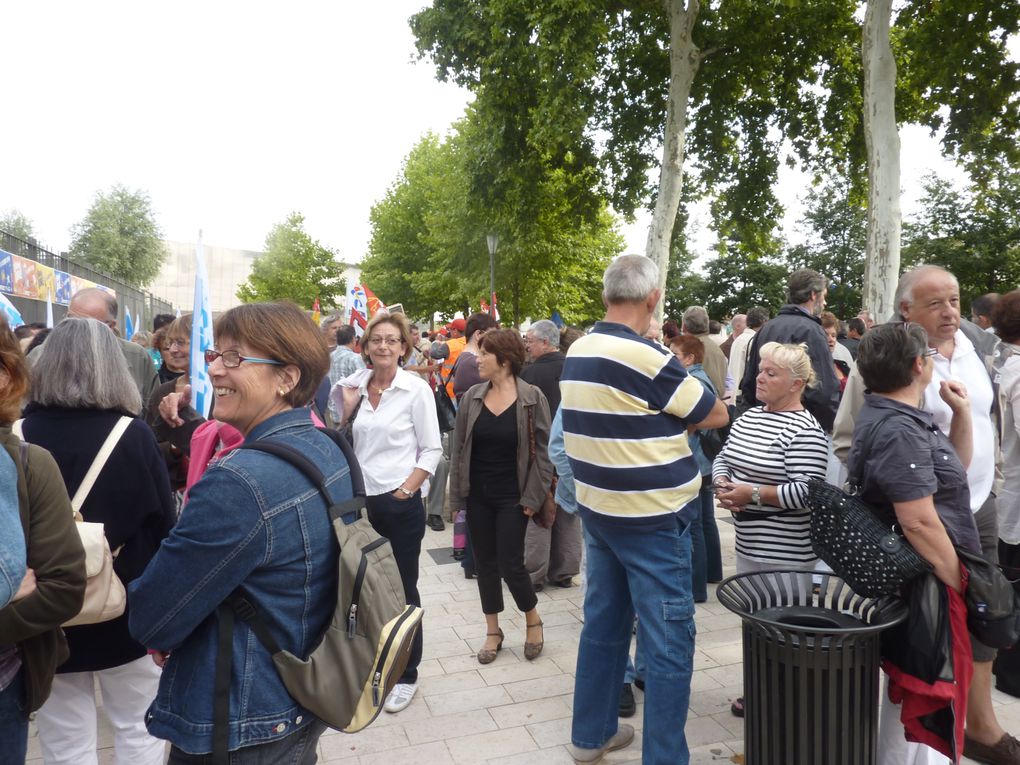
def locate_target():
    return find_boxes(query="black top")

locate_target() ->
[469,405,520,500]
[520,351,564,414]
[21,405,176,672]
[848,393,980,554]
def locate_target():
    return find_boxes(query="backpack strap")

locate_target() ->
[212,429,361,763]
[70,417,132,513]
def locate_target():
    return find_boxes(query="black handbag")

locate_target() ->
[807,418,932,598]
[434,362,458,433]
[956,546,1020,649]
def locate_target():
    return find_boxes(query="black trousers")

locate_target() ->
[366,490,425,684]
[467,493,538,615]
[994,538,1020,697]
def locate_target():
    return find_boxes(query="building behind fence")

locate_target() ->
[0,230,175,335]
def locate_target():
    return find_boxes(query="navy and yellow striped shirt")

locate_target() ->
[561,321,717,530]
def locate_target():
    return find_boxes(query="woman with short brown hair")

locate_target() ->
[450,329,553,664]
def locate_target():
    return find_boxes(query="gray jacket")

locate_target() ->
[449,377,553,511]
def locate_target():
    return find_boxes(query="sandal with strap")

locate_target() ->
[477,629,504,665]
[524,620,544,660]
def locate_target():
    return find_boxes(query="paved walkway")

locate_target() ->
[26,508,1020,764]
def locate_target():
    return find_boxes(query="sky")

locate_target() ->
[3,2,971,271]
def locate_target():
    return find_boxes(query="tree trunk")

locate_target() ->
[862,0,901,320]
[645,0,700,320]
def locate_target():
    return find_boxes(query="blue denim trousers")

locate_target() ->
[0,670,27,763]
[167,719,326,763]
[574,516,695,765]
[689,482,723,602]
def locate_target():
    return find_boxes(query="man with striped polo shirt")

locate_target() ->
[562,255,728,765]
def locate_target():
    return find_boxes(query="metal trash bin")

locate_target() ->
[717,571,906,765]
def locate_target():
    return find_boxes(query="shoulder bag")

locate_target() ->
[434,362,458,433]
[806,416,932,598]
[956,546,1020,649]
[15,416,131,626]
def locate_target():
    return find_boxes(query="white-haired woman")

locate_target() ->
[712,342,829,717]
[21,317,175,765]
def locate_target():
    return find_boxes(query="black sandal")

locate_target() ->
[731,696,745,718]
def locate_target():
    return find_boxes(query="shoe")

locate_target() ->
[532,582,544,593]
[618,683,636,718]
[464,569,476,580]
[427,514,445,531]
[524,619,544,660]
[477,629,504,664]
[964,732,1020,765]
[731,696,745,718]
[568,724,634,764]
[551,577,573,588]
[633,678,645,692]
[452,549,465,561]
[383,682,417,713]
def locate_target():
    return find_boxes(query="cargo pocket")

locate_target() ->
[663,599,696,661]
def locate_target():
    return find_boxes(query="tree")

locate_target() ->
[902,172,1020,311]
[68,185,169,286]
[861,1,1020,315]
[363,123,623,327]
[236,213,346,307]
[412,1,864,317]
[0,210,35,241]
[785,175,866,317]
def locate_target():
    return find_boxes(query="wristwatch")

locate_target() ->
[751,485,762,509]
[396,486,414,498]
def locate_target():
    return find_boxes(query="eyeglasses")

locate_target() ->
[164,339,189,350]
[204,349,283,368]
[923,348,938,357]
[368,337,403,348]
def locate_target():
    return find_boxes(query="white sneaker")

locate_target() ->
[383,682,417,713]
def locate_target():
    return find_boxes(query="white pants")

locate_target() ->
[877,674,951,765]
[36,654,165,765]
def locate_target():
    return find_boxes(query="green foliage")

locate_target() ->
[902,172,1020,312]
[784,175,866,317]
[363,121,623,327]
[236,213,345,307]
[68,185,168,286]
[0,210,35,241]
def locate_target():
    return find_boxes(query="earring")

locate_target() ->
[278,389,286,397]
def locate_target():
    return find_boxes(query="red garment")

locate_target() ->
[183,420,245,503]
[883,585,972,762]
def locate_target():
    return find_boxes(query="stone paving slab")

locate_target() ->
[26,504,1018,764]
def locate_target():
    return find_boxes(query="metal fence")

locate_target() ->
[0,230,174,335]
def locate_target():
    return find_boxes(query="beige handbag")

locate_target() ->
[14,417,131,626]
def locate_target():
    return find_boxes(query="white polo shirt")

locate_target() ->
[922,329,994,512]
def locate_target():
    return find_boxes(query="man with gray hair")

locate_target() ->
[521,319,580,591]
[833,265,1019,764]
[720,313,746,360]
[681,306,728,397]
[31,287,158,406]
[739,268,840,431]
[561,255,728,764]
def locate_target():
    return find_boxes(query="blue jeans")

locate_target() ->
[168,720,326,763]
[0,670,28,763]
[689,483,722,601]
[573,516,695,765]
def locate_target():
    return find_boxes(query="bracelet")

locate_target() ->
[396,486,414,497]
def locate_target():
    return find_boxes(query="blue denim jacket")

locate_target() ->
[0,446,26,609]
[129,410,353,755]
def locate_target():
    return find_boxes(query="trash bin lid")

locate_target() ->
[717,570,907,636]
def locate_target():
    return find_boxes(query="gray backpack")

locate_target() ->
[212,429,423,762]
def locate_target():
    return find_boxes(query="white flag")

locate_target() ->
[45,290,54,329]
[190,235,215,418]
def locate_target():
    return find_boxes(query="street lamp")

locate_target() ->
[486,233,498,317]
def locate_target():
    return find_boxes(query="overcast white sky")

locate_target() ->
[3,2,969,269]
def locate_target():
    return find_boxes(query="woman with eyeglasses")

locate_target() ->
[333,312,442,715]
[145,314,202,492]
[849,322,978,765]
[129,302,353,763]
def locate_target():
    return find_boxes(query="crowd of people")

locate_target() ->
[0,260,1018,765]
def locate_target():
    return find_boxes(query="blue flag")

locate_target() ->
[124,307,134,339]
[190,238,215,418]
[0,293,24,329]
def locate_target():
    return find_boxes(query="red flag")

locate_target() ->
[362,285,386,318]
[311,297,321,325]
[491,292,501,323]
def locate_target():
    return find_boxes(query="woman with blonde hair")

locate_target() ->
[712,342,830,718]
[334,312,442,714]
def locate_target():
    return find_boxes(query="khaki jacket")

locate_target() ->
[449,377,553,511]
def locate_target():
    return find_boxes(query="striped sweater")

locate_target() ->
[712,407,828,564]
